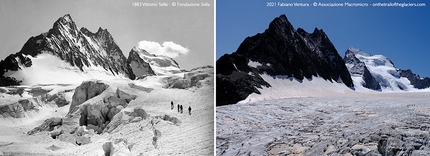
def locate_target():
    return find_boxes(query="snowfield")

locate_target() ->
[347,47,416,92]
[217,91,430,156]
[0,69,213,155]
[3,53,126,85]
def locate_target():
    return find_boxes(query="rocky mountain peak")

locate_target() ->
[79,27,91,35]
[52,14,78,31]
[216,14,354,106]
[398,69,430,89]
[0,14,135,86]
[266,14,296,42]
[344,48,381,90]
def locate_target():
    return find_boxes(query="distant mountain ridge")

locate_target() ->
[216,14,353,106]
[127,46,182,77]
[344,46,430,91]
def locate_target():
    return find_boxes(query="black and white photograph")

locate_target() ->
[0,0,213,155]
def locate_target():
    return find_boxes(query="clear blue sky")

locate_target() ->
[0,0,213,70]
[217,1,430,77]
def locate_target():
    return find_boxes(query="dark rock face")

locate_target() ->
[398,69,430,89]
[127,48,156,78]
[27,117,63,135]
[0,14,135,86]
[0,87,72,118]
[344,50,381,90]
[0,54,27,86]
[127,46,181,76]
[216,14,353,106]
[67,80,136,134]
[80,27,135,80]
[68,80,109,115]
[42,92,70,107]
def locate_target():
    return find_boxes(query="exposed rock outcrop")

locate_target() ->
[165,65,214,89]
[0,86,72,119]
[104,108,149,133]
[27,80,137,146]
[127,47,156,79]
[398,69,430,89]
[0,14,135,86]
[115,88,137,103]
[128,83,154,93]
[127,46,181,76]
[344,47,415,91]
[216,14,353,106]
[344,48,381,90]
[68,80,109,115]
[65,80,136,134]
[27,117,63,135]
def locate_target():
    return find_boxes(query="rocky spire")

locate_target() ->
[216,14,354,105]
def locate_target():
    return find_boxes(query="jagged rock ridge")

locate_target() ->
[216,14,353,106]
[398,69,430,89]
[0,14,135,86]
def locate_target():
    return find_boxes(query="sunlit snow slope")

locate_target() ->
[3,53,125,85]
[346,47,415,91]
[129,46,181,76]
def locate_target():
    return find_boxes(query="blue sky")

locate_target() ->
[217,1,430,77]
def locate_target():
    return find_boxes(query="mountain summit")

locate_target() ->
[344,47,381,90]
[216,14,353,106]
[0,14,135,85]
[344,46,425,91]
[127,46,181,77]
